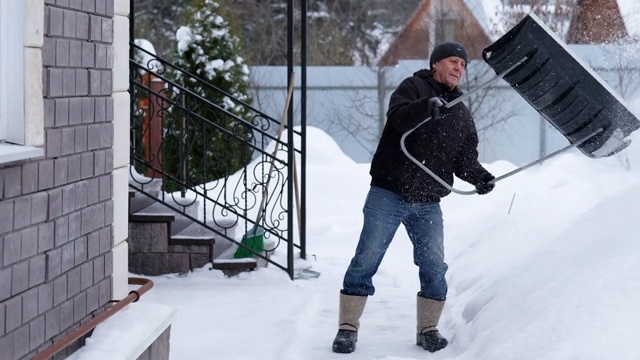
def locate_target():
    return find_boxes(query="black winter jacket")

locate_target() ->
[369,69,491,203]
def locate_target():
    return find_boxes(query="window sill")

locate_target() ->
[0,142,44,165]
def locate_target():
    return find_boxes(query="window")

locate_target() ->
[0,0,43,164]
[435,20,457,44]
[0,0,25,143]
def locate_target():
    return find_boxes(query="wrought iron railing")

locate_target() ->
[128,41,304,278]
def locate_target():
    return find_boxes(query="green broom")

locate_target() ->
[235,73,296,259]
[233,224,265,259]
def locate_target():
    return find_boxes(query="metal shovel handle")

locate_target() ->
[400,125,477,195]
[399,55,602,195]
[401,118,602,195]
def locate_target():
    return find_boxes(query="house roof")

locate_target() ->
[476,0,640,40]
[379,0,639,67]
[376,0,432,66]
[567,0,628,43]
[377,0,491,66]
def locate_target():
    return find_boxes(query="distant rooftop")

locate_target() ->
[465,0,640,40]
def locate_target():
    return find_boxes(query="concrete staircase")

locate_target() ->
[128,179,258,276]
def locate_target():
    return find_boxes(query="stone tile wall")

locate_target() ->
[0,1,116,359]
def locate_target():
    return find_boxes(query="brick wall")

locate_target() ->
[0,1,116,359]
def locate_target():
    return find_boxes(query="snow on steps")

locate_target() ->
[210,238,277,276]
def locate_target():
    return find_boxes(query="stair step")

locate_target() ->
[209,241,261,276]
[129,213,175,223]
[175,221,219,238]
[136,201,199,235]
[178,222,238,258]
[169,235,216,267]
[169,235,216,247]
[211,258,258,271]
[129,191,157,213]
[168,222,220,263]
[128,177,163,213]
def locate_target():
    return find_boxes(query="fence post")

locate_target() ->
[377,68,387,137]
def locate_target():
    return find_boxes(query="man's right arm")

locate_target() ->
[385,78,441,133]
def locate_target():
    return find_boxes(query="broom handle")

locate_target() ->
[292,150,302,238]
[255,73,296,226]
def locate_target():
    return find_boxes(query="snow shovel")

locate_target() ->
[234,73,296,259]
[483,13,639,158]
[402,13,640,195]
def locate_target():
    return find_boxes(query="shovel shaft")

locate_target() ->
[400,56,602,195]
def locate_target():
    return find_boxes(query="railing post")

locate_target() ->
[300,0,307,261]
[141,74,165,178]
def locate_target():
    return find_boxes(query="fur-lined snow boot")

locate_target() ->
[332,292,367,353]
[416,295,448,352]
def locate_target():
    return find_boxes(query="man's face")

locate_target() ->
[432,56,466,89]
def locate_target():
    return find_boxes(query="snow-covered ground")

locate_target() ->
[72,97,640,359]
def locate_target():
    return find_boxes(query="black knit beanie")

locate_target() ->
[430,41,468,69]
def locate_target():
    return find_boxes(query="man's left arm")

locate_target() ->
[453,132,495,194]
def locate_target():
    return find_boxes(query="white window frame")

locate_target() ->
[0,0,44,164]
[0,0,24,142]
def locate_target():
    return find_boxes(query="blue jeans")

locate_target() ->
[342,186,448,300]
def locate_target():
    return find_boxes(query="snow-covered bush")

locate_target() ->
[164,0,254,190]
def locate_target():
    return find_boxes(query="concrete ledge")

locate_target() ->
[67,301,179,360]
[0,143,43,165]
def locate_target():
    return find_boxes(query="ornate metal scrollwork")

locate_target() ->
[129,42,300,271]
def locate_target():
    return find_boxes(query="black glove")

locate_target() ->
[475,173,495,195]
[426,97,446,119]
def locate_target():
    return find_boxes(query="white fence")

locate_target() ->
[248,44,640,166]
